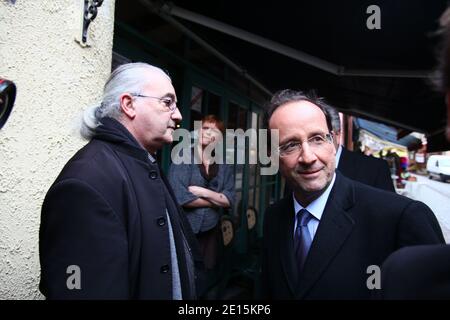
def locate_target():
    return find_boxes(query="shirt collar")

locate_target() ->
[293,173,336,221]
[335,144,343,168]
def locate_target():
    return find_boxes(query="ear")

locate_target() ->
[119,93,136,119]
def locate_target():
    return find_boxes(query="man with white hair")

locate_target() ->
[39,62,201,299]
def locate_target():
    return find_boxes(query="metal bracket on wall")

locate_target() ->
[81,0,104,44]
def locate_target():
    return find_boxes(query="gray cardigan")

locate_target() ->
[168,156,235,234]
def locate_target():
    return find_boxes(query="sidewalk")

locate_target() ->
[402,175,450,243]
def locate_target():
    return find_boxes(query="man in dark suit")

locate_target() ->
[336,145,395,191]
[378,8,450,299]
[39,63,202,299]
[261,89,444,299]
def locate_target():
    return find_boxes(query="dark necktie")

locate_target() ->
[294,209,313,272]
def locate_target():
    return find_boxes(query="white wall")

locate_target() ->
[0,0,116,299]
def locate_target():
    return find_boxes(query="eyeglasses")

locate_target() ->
[131,94,178,112]
[278,133,333,157]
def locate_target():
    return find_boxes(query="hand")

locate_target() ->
[188,186,209,198]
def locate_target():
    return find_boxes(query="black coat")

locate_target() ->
[338,147,395,192]
[39,118,202,299]
[261,172,444,300]
[378,244,450,299]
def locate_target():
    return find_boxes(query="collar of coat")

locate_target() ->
[93,117,154,165]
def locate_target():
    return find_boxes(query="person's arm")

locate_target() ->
[168,163,204,208]
[187,164,236,208]
[40,179,128,299]
[183,197,215,208]
[188,186,230,208]
[396,200,445,247]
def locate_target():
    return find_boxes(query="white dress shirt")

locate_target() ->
[293,173,336,240]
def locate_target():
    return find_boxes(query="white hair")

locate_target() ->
[79,62,170,140]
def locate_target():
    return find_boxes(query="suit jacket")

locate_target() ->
[262,172,444,300]
[39,118,203,299]
[378,244,450,299]
[337,147,395,192]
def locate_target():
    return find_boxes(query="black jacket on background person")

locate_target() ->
[378,244,450,299]
[39,118,202,299]
[262,172,444,300]
[284,147,395,197]
[338,147,395,192]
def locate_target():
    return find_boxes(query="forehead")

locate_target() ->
[202,121,218,128]
[269,100,328,138]
[141,69,175,94]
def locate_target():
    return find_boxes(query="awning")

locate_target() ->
[116,0,450,150]
[354,118,422,150]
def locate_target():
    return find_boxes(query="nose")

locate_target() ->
[297,141,317,165]
[171,106,182,122]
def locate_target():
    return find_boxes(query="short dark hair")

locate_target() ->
[265,89,334,132]
[433,7,450,92]
[325,104,341,133]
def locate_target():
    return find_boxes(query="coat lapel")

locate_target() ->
[295,173,356,299]
[278,197,299,296]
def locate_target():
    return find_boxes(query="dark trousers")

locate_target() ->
[197,225,220,270]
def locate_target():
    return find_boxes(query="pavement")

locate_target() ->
[401,173,450,243]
